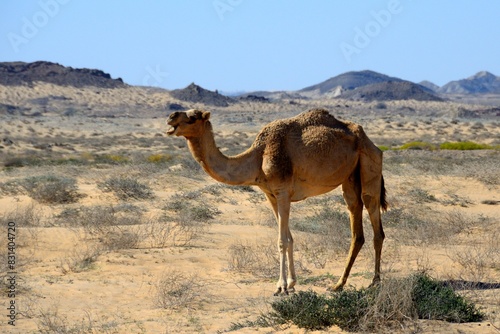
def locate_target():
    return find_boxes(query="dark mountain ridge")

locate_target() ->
[1,61,498,103]
[0,61,125,88]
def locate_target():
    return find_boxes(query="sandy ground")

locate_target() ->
[0,84,499,333]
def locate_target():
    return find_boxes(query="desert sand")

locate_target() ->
[0,83,499,333]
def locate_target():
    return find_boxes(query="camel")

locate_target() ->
[166,108,387,295]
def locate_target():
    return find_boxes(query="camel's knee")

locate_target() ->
[278,238,290,253]
[352,234,365,247]
[375,229,385,243]
[362,194,377,210]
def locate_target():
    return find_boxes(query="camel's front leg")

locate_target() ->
[272,195,295,296]
[285,226,296,293]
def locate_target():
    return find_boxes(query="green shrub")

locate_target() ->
[327,288,373,331]
[146,153,174,163]
[378,145,390,152]
[440,141,492,150]
[268,290,336,330]
[398,141,437,151]
[412,274,484,322]
[264,273,483,331]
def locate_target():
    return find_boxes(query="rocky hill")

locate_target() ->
[300,70,404,95]
[0,61,125,88]
[169,83,234,107]
[438,71,500,94]
[339,81,443,102]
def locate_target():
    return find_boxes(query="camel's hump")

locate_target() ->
[253,109,352,147]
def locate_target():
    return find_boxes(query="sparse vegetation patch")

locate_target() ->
[98,176,154,200]
[21,175,81,204]
[263,273,484,331]
[440,141,493,150]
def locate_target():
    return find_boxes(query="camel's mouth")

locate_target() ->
[166,125,177,136]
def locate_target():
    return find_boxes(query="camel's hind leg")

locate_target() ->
[333,167,364,291]
[362,177,385,286]
[359,148,386,286]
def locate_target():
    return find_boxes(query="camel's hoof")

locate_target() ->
[368,280,381,289]
[273,287,289,296]
[327,284,344,292]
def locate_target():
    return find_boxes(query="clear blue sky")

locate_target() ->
[1,0,499,92]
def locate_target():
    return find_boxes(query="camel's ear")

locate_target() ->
[202,111,211,120]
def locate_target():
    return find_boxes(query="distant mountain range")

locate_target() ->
[298,70,442,101]
[0,61,125,88]
[338,81,443,102]
[437,71,500,94]
[1,61,499,102]
[300,70,404,94]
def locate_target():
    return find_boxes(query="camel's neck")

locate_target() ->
[186,122,262,186]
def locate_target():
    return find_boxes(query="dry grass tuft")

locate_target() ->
[154,269,210,310]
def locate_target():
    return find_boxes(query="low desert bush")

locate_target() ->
[21,174,81,204]
[154,270,208,309]
[142,212,207,247]
[94,154,129,164]
[60,205,142,250]
[98,176,153,200]
[146,153,174,164]
[409,188,437,203]
[264,273,483,331]
[266,290,343,330]
[398,141,437,151]
[0,204,42,284]
[440,141,492,150]
[1,202,43,228]
[60,245,104,274]
[37,307,92,334]
[226,239,282,279]
[412,273,484,322]
[142,214,174,248]
[162,193,219,228]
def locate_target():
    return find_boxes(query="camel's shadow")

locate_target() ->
[441,279,500,291]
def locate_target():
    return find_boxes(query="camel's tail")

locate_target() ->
[380,175,388,212]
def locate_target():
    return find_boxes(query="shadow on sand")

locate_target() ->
[442,279,500,291]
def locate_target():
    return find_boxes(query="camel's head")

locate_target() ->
[166,109,211,137]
